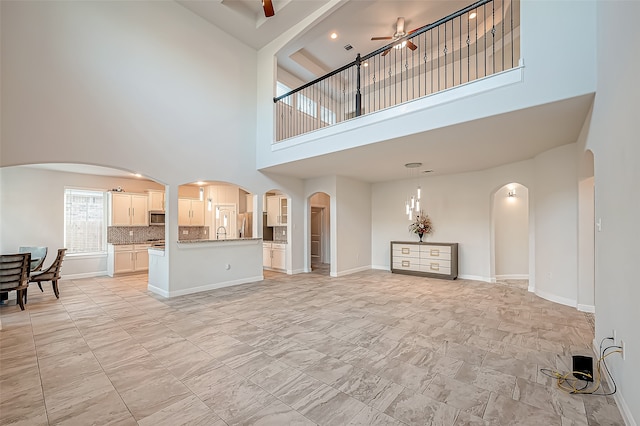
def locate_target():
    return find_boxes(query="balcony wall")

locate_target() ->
[256,0,597,169]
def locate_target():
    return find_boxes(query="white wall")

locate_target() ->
[493,184,529,279]
[532,144,578,306]
[257,1,597,170]
[335,176,372,276]
[0,1,309,289]
[372,158,535,282]
[580,2,640,423]
[0,166,163,276]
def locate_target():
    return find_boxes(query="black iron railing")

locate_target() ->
[274,0,519,142]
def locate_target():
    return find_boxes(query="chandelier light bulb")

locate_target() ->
[416,200,420,211]
[411,196,415,209]
[405,201,410,215]
[417,186,421,199]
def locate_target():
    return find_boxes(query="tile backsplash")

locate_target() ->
[273,226,287,243]
[108,226,164,244]
[107,226,210,244]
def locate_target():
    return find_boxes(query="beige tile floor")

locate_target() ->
[0,269,626,425]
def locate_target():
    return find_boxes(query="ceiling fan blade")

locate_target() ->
[262,0,275,17]
[396,17,405,34]
[381,48,392,57]
[371,36,393,40]
[406,41,418,51]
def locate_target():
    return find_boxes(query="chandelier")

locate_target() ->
[404,162,422,220]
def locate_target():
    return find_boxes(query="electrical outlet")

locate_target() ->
[620,340,625,360]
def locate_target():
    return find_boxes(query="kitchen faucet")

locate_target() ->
[216,226,227,240]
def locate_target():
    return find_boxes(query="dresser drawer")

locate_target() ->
[420,261,451,276]
[392,259,421,271]
[392,244,420,258]
[421,245,452,260]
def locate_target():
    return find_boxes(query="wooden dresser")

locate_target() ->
[390,241,458,280]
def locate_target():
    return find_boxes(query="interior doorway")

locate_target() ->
[309,192,330,274]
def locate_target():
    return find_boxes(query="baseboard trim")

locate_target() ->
[290,268,306,275]
[63,271,108,280]
[371,265,390,271]
[495,274,529,280]
[577,304,595,313]
[150,275,264,298]
[534,288,576,308]
[334,265,370,277]
[458,274,492,282]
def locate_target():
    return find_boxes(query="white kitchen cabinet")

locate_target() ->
[107,243,151,276]
[109,193,148,226]
[178,198,205,226]
[263,242,286,270]
[147,190,165,211]
[266,196,287,226]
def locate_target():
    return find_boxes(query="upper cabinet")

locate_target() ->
[178,198,205,226]
[109,193,149,226]
[266,195,287,226]
[147,190,165,211]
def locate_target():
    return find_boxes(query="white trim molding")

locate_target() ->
[535,288,576,308]
[148,275,264,298]
[577,304,595,313]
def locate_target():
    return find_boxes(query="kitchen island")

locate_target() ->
[147,237,263,297]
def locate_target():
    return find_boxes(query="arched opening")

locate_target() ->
[491,182,530,288]
[177,181,256,241]
[577,150,595,313]
[309,192,331,275]
[263,189,289,274]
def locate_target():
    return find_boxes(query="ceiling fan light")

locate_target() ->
[394,40,407,50]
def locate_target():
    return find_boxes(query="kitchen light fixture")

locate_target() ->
[330,32,338,39]
[404,163,423,220]
[207,198,212,211]
[199,187,204,201]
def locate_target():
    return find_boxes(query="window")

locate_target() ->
[321,106,336,125]
[276,82,292,106]
[64,189,106,254]
[297,93,317,118]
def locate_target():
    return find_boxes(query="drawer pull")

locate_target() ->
[430,249,440,256]
[430,263,440,271]
[401,248,410,254]
[402,260,410,267]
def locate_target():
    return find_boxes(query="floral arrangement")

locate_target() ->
[409,211,433,236]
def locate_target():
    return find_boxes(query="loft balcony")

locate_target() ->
[274,0,520,143]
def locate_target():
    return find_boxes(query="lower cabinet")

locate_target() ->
[390,241,458,280]
[107,244,151,277]
[263,242,286,270]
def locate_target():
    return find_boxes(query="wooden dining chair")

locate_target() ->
[29,249,66,299]
[0,253,31,310]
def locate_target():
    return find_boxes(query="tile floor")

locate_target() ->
[0,269,626,425]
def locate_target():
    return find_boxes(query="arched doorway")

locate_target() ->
[491,183,530,288]
[309,192,331,274]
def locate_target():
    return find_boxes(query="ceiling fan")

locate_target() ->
[262,0,275,17]
[371,17,418,56]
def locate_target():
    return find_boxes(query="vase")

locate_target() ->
[418,232,424,242]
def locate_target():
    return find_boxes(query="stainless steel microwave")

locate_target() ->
[149,211,165,226]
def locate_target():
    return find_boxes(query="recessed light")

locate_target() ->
[469,11,477,19]
[330,32,338,40]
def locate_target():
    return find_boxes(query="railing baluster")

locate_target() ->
[273,0,518,142]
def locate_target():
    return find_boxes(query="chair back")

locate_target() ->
[32,249,66,281]
[0,253,31,292]
[19,246,48,272]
